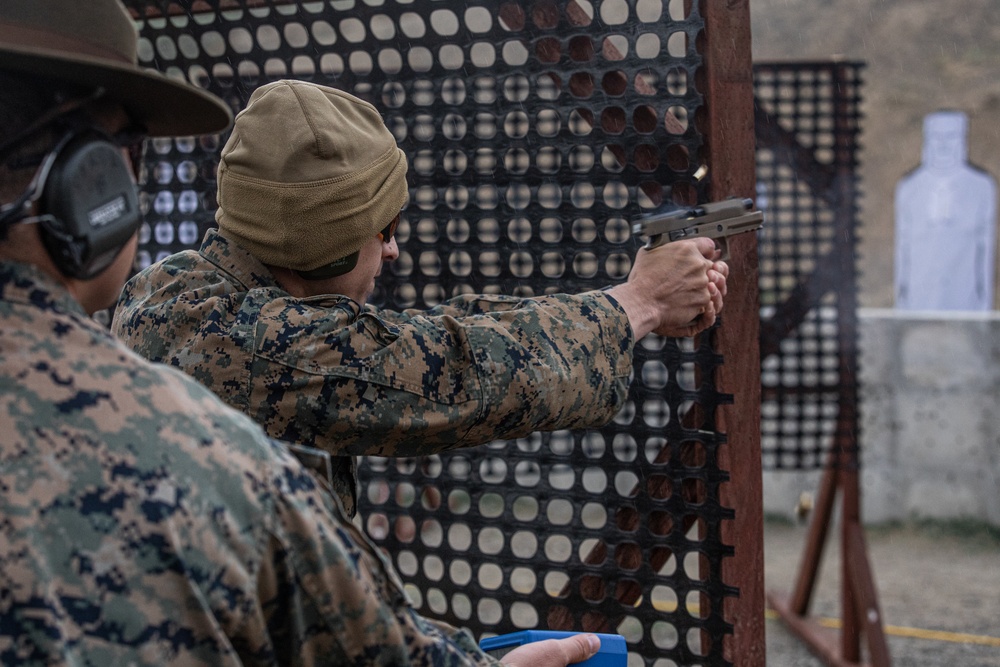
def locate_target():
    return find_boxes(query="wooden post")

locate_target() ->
[698,1,766,665]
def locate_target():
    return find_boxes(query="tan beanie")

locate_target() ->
[215,80,408,271]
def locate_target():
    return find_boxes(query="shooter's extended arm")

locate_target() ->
[632,198,764,259]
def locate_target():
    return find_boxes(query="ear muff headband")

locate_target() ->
[10,127,141,280]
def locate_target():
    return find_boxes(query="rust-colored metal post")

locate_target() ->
[697,1,765,665]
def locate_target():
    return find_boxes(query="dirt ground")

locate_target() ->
[763,519,1000,666]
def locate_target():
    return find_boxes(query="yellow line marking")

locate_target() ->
[763,608,1000,647]
[652,601,1000,647]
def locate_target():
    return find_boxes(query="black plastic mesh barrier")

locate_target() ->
[124,2,746,664]
[753,62,863,472]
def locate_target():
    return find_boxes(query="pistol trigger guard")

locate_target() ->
[716,237,730,261]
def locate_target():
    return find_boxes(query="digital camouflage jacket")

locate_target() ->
[113,229,634,514]
[0,260,495,666]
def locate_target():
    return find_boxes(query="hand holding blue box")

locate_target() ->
[480,630,627,666]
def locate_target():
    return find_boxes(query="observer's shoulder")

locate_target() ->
[121,248,213,295]
[111,337,282,462]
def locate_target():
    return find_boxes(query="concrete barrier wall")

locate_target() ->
[762,309,1000,527]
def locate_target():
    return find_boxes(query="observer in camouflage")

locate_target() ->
[0,2,521,663]
[0,263,496,666]
[113,81,636,516]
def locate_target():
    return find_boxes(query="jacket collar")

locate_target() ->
[0,259,87,317]
[198,227,280,291]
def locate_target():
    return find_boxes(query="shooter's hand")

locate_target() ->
[608,237,728,339]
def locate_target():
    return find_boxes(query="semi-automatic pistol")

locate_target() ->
[633,197,764,259]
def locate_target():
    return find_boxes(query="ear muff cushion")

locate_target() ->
[39,133,141,279]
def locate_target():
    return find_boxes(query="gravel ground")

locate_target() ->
[763,519,1000,666]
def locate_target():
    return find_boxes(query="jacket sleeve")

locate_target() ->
[252,289,636,457]
[258,445,498,666]
[390,290,636,447]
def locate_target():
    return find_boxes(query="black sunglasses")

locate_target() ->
[378,215,400,244]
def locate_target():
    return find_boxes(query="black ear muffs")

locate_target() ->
[37,131,141,280]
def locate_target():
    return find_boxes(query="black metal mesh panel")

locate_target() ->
[753,62,864,471]
[124,2,743,664]
[134,132,224,269]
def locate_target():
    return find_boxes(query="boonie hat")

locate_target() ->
[215,80,408,273]
[0,0,232,136]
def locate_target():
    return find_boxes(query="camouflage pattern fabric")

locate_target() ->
[0,260,497,666]
[113,229,634,515]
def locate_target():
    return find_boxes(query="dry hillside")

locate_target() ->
[750,0,1000,308]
